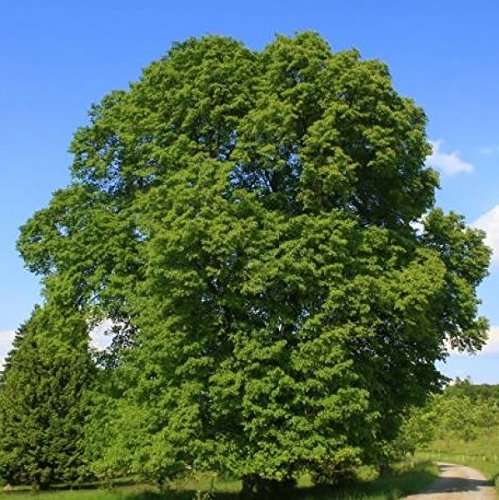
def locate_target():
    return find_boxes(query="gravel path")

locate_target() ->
[406,462,497,499]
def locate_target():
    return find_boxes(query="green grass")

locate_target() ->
[293,461,438,499]
[416,433,499,493]
[0,462,437,499]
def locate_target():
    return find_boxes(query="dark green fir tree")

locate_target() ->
[0,305,95,489]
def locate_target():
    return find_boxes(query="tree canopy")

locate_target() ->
[16,32,490,495]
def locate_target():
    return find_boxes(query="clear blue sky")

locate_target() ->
[1,0,498,382]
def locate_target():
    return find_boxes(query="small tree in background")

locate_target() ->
[0,305,95,489]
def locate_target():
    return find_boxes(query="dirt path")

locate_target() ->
[405,462,497,499]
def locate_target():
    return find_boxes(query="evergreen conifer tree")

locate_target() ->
[0,305,95,489]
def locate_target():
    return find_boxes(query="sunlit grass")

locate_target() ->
[0,461,437,499]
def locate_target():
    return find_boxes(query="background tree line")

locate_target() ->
[398,379,499,457]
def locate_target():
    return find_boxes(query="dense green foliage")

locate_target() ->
[11,32,491,494]
[0,306,95,488]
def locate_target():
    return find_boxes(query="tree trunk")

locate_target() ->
[241,474,296,499]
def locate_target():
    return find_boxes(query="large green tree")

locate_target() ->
[17,33,490,495]
[0,305,95,488]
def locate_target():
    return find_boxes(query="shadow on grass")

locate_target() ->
[291,464,437,500]
[115,462,438,500]
[117,494,232,500]
[0,463,437,500]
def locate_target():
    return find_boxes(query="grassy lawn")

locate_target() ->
[0,462,437,499]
